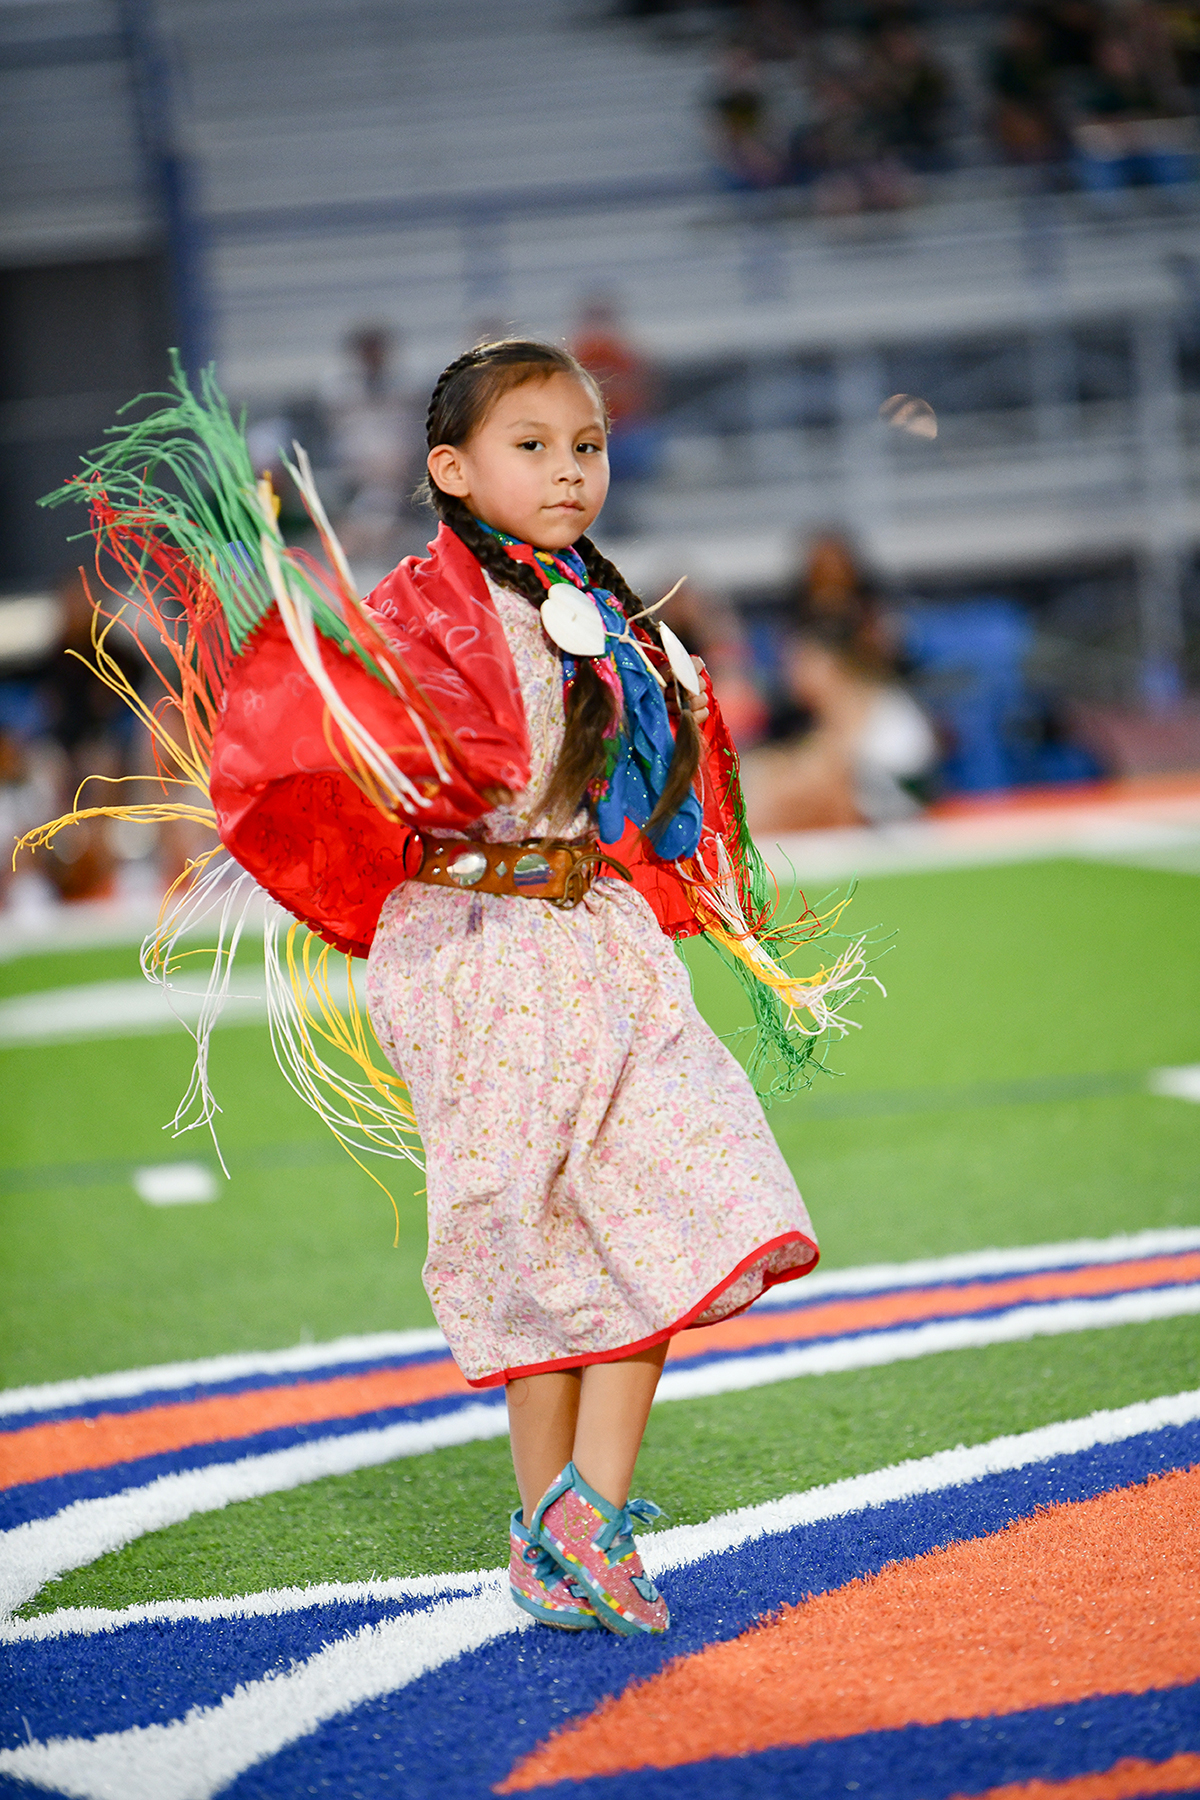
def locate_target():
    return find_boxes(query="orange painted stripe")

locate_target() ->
[0,1359,471,1489]
[7,1253,1198,1489]
[928,772,1200,817]
[498,1464,1200,1790]
[951,1753,1200,1800]
[667,1252,1200,1362]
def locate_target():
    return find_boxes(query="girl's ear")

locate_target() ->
[427,444,469,497]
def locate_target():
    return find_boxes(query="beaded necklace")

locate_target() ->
[478,522,702,860]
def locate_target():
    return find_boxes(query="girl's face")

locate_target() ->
[426,372,609,549]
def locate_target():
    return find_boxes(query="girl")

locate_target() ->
[359,340,818,1638]
[32,340,869,1642]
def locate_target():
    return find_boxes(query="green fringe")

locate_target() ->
[705,742,825,1101]
[40,354,352,657]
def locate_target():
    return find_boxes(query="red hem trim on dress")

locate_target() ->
[462,1230,820,1389]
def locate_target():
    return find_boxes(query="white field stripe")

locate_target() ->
[0,1585,530,1800]
[753,1224,1200,1305]
[7,1228,1198,1420]
[0,1567,501,1644]
[0,1327,449,1421]
[0,1403,508,1618]
[6,1283,1199,1624]
[1149,1064,1200,1102]
[642,1384,1200,1575]
[1,1389,1197,1800]
[655,1284,1200,1403]
[0,977,267,1046]
[0,965,352,1048]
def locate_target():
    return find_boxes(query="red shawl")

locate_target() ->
[210,524,740,957]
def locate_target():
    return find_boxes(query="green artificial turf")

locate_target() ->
[23,1311,1199,1614]
[0,1018,432,1389]
[5,855,1200,1614]
[3,858,1197,1385]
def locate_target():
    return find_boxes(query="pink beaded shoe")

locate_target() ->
[509,1507,599,1630]
[530,1462,669,1638]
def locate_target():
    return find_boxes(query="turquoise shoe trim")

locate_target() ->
[509,1505,599,1630]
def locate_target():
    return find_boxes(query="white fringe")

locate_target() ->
[139,852,423,1177]
[140,851,265,1174]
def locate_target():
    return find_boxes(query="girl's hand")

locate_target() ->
[687,657,710,729]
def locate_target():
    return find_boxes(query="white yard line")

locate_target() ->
[0,977,268,1046]
[654,1284,1200,1402]
[0,1328,449,1421]
[5,1282,1199,1619]
[763,808,1200,885]
[8,1228,1198,1419]
[754,1225,1200,1306]
[0,1404,509,1617]
[0,1568,503,1644]
[1,1388,1197,1800]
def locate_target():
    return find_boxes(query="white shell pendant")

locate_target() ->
[658,622,701,695]
[540,582,607,657]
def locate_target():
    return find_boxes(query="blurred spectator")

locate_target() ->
[571,299,662,528]
[738,622,936,832]
[694,2,1197,201]
[1071,6,1195,195]
[1034,0,1103,76]
[903,597,1100,792]
[987,12,1067,163]
[707,43,788,188]
[327,325,424,560]
[807,44,916,213]
[32,571,143,901]
[869,21,952,172]
[0,726,56,910]
[700,8,955,207]
[795,532,897,676]
[658,578,770,749]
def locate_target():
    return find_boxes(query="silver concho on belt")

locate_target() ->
[513,852,552,890]
[447,848,488,887]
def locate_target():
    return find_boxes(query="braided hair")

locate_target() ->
[420,338,700,840]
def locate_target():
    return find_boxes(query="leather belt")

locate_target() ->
[412,836,629,909]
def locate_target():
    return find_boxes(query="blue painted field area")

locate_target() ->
[2,855,1199,1799]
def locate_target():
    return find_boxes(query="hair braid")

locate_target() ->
[575,535,702,842]
[573,536,639,624]
[423,347,487,449]
[429,488,548,608]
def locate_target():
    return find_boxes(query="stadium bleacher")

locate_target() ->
[3,0,1199,636]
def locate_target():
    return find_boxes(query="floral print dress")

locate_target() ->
[365,578,817,1386]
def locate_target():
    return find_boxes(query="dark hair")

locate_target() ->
[421,338,700,841]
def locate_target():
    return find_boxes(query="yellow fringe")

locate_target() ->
[15,798,216,868]
[280,925,423,1243]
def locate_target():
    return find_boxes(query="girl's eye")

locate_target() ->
[517,438,542,451]
[577,441,603,455]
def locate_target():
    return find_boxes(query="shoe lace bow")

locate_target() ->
[521,1539,565,1586]
[595,1496,664,1558]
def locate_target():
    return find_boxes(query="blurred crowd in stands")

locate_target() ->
[0,290,1188,911]
[694,1,1200,208]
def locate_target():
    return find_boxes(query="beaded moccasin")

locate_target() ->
[508,1506,599,1629]
[530,1462,668,1637]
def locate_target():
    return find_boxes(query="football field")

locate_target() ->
[2,846,1199,1799]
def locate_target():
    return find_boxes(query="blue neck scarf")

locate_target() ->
[480,525,702,861]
